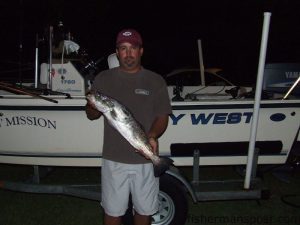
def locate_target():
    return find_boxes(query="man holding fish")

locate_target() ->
[85,28,172,225]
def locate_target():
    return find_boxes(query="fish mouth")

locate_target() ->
[86,91,111,113]
[86,91,104,102]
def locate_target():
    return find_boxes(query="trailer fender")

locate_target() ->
[166,165,197,203]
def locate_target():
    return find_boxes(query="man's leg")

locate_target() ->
[131,164,158,225]
[104,213,122,225]
[134,212,151,225]
[101,160,130,225]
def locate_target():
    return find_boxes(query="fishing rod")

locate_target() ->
[0,82,58,103]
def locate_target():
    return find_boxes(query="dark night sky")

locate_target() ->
[1,0,300,85]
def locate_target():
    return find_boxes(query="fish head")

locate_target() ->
[86,91,114,113]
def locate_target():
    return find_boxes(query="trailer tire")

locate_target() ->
[122,173,189,225]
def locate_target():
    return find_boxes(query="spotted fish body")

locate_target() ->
[86,91,173,177]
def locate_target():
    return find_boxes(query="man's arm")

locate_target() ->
[147,114,169,155]
[148,114,169,139]
[85,103,102,120]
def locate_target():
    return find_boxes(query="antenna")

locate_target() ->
[197,39,205,86]
[18,0,24,86]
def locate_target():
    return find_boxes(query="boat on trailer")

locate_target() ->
[1,63,300,225]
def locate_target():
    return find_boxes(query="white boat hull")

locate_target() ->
[0,95,299,167]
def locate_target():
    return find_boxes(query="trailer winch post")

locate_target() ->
[192,149,200,184]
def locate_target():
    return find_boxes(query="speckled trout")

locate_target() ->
[86,91,173,177]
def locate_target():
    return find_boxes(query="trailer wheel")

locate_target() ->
[122,174,188,225]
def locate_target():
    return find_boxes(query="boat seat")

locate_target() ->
[107,53,120,69]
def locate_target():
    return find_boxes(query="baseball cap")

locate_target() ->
[116,29,143,47]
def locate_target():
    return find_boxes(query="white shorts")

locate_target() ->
[101,159,159,217]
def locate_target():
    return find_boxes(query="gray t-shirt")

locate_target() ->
[91,67,172,164]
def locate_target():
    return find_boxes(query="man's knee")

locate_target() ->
[104,213,122,225]
[134,212,151,225]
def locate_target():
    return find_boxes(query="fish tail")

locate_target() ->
[153,156,174,177]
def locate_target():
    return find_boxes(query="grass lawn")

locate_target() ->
[0,164,300,225]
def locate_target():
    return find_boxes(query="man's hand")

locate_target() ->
[135,137,158,159]
[148,137,158,156]
[85,100,102,120]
